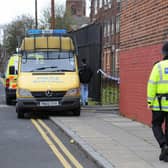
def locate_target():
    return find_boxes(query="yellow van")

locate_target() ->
[16,29,81,118]
[4,54,19,105]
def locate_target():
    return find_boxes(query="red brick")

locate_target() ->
[120,0,168,125]
[119,44,162,125]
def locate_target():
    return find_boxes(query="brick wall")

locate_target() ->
[120,0,168,49]
[120,0,168,125]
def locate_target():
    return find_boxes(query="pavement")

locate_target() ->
[50,105,168,168]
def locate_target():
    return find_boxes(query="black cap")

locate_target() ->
[162,41,168,57]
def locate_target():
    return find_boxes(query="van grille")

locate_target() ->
[31,91,66,98]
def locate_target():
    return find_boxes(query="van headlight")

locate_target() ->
[65,88,80,96]
[18,88,32,97]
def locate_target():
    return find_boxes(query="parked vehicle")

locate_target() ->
[4,54,19,105]
[16,29,81,118]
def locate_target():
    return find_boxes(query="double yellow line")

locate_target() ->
[31,119,83,168]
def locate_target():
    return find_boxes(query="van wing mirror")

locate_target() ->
[9,66,15,75]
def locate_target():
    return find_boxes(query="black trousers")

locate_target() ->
[152,111,168,148]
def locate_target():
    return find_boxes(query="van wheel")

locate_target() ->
[16,103,24,119]
[6,95,12,105]
[17,111,24,119]
[73,108,80,116]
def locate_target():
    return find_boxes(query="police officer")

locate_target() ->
[147,41,168,162]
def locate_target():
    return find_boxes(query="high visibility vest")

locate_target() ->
[5,55,19,89]
[147,60,168,111]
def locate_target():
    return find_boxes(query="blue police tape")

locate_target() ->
[97,69,120,84]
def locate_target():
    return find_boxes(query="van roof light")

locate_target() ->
[27,29,67,36]
[53,29,67,35]
[27,29,42,35]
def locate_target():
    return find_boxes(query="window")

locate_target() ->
[116,15,120,33]
[115,49,120,72]
[103,23,107,37]
[104,0,108,9]
[108,0,112,8]
[104,0,112,8]
[106,48,111,74]
[111,16,114,35]
[107,21,111,36]
[117,0,121,11]
[71,6,76,15]
[21,51,75,72]
[99,0,103,8]
[94,0,98,14]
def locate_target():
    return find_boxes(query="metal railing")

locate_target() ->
[98,69,119,105]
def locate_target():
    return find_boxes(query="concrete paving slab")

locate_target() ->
[50,111,168,168]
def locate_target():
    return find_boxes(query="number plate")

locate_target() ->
[40,101,59,107]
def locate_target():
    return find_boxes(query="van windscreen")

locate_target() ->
[21,51,75,72]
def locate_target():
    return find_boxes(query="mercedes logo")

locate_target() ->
[45,90,53,97]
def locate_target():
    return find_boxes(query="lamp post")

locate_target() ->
[35,0,38,28]
[51,0,56,29]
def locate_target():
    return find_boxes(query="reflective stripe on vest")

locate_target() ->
[148,80,157,84]
[158,63,163,80]
[152,106,168,109]
[147,97,154,101]
[148,63,168,84]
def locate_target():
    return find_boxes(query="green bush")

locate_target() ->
[101,85,119,105]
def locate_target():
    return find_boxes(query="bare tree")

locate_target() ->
[3,15,34,55]
[39,5,74,31]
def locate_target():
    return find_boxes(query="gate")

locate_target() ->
[70,23,102,102]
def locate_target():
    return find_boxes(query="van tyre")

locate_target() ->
[6,97,12,105]
[17,111,24,119]
[16,103,24,119]
[73,108,80,116]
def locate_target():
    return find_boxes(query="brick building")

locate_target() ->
[91,0,121,76]
[66,0,89,30]
[90,0,121,104]
[66,0,86,17]
[120,0,168,125]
